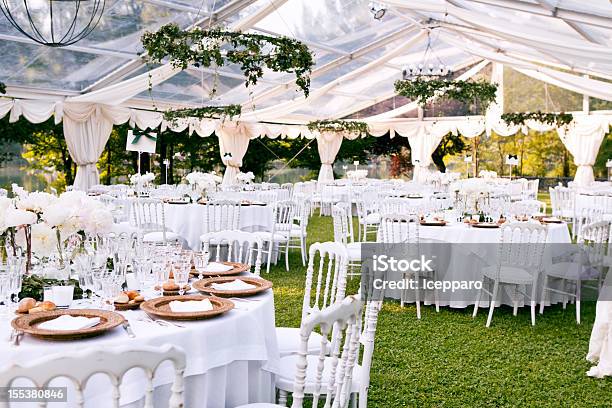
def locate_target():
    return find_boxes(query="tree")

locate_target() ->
[431,133,467,172]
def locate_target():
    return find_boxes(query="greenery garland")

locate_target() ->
[0,82,5,94]
[307,120,369,136]
[501,111,574,127]
[141,24,314,96]
[394,78,498,109]
[163,105,242,124]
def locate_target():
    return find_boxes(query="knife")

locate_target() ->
[122,321,136,338]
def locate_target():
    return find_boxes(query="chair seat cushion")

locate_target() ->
[276,354,361,394]
[143,231,180,243]
[289,227,307,238]
[254,231,289,242]
[545,262,599,280]
[482,265,534,284]
[346,242,361,261]
[361,213,381,224]
[276,327,324,356]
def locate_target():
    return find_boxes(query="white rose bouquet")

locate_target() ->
[236,171,255,183]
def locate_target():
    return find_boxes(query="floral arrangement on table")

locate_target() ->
[478,170,498,180]
[346,169,368,181]
[3,186,114,272]
[424,171,461,186]
[236,171,255,184]
[185,171,222,189]
[130,172,155,186]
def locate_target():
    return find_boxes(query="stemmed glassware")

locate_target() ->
[174,263,190,296]
[193,251,210,280]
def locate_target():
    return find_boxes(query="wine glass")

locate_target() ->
[174,265,189,296]
[153,260,170,297]
[193,252,209,280]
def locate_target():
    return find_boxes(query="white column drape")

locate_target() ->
[62,103,131,191]
[217,122,254,185]
[316,131,344,182]
[556,116,612,186]
[405,123,453,183]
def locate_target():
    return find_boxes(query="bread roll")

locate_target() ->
[17,297,37,313]
[114,293,129,304]
[125,290,139,300]
[28,306,43,314]
[162,279,179,291]
[40,301,56,311]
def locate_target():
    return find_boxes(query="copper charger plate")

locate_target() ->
[166,200,189,205]
[190,261,250,277]
[140,295,234,321]
[472,222,500,228]
[193,276,272,298]
[11,309,125,341]
[113,300,144,311]
[420,221,447,227]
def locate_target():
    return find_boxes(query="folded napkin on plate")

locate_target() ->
[203,262,234,273]
[38,315,101,331]
[542,217,562,222]
[211,279,256,291]
[169,299,213,313]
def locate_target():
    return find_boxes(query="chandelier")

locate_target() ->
[401,31,452,81]
[0,0,105,47]
[402,64,451,80]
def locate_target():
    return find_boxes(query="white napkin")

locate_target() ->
[38,315,101,331]
[542,217,562,222]
[211,279,256,291]
[169,299,214,313]
[203,262,233,273]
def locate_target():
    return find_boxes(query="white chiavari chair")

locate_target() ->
[275,242,348,357]
[332,204,361,276]
[255,200,294,273]
[201,230,264,275]
[288,194,311,266]
[540,220,610,324]
[0,345,186,408]
[550,186,575,232]
[238,295,364,408]
[473,222,548,327]
[355,191,380,242]
[201,199,241,236]
[131,198,180,245]
[574,207,604,242]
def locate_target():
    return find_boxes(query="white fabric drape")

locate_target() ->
[217,122,255,185]
[62,103,131,191]
[557,116,612,186]
[316,131,344,182]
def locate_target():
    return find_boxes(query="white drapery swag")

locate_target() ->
[316,131,344,182]
[217,122,253,185]
[63,103,131,191]
[557,116,612,186]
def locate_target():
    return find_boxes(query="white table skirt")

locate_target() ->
[587,272,612,378]
[165,203,274,249]
[1,291,279,407]
[378,222,572,308]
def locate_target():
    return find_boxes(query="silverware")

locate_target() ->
[142,313,185,328]
[12,330,23,346]
[122,321,136,338]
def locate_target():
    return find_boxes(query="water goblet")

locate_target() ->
[174,266,190,296]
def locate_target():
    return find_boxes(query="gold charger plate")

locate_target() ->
[471,222,500,229]
[193,276,273,298]
[140,295,234,321]
[11,309,125,341]
[190,261,250,277]
[420,221,447,227]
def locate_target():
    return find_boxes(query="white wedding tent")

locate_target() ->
[0,0,611,189]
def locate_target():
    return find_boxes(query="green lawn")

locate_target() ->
[267,213,610,408]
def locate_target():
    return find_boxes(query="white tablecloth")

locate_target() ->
[378,222,572,308]
[165,203,274,249]
[1,291,279,407]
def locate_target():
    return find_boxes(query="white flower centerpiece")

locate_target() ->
[346,169,368,181]
[185,171,222,200]
[236,171,255,184]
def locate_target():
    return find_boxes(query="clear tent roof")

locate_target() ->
[1,0,611,121]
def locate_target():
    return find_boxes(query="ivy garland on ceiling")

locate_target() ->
[501,111,574,127]
[307,120,369,136]
[394,78,498,110]
[163,105,242,125]
[141,24,314,97]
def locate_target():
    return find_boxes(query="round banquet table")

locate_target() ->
[377,221,572,308]
[164,203,274,250]
[0,290,279,408]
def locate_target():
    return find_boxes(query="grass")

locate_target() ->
[266,211,611,408]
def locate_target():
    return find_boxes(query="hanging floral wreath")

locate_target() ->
[163,105,242,125]
[394,78,498,110]
[307,120,369,136]
[141,24,314,96]
[501,111,573,127]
